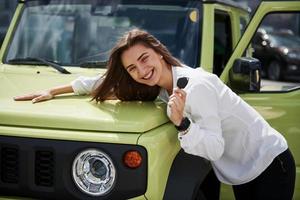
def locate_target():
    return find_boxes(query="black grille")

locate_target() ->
[35,150,55,187]
[1,146,19,183]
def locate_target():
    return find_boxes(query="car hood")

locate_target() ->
[0,65,169,133]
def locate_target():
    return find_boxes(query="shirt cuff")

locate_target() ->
[177,122,204,149]
[177,125,191,139]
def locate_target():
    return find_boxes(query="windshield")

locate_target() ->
[5,0,202,68]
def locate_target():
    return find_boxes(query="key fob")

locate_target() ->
[177,77,189,89]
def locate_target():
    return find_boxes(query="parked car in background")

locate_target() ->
[252,27,300,81]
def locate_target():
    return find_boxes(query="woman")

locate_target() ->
[14,29,295,200]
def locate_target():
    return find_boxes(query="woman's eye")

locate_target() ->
[128,66,136,72]
[141,56,148,62]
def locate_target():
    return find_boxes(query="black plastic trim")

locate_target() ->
[163,149,211,200]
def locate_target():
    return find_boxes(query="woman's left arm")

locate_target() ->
[169,83,224,161]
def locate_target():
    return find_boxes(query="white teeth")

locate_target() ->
[143,70,153,80]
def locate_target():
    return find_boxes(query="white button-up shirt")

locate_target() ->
[71,66,288,185]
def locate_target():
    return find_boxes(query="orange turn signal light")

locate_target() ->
[123,150,142,169]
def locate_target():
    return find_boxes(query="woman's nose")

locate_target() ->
[137,64,147,77]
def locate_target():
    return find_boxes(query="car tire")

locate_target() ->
[268,60,283,81]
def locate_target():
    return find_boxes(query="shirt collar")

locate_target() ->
[159,66,182,102]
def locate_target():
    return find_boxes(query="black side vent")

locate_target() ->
[35,150,55,187]
[1,146,19,183]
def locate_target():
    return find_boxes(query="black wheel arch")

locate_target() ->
[163,149,212,200]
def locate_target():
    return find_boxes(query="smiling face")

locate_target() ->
[92,29,180,102]
[121,43,169,87]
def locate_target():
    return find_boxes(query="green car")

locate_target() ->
[0,0,299,199]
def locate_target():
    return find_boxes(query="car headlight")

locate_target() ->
[72,149,116,196]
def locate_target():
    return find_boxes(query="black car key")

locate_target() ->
[177,77,189,89]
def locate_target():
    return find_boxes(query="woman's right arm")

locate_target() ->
[14,84,74,103]
[14,75,102,103]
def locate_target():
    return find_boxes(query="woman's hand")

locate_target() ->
[168,88,187,126]
[14,85,74,103]
[14,90,54,103]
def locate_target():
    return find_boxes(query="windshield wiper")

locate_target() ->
[79,61,107,68]
[8,57,71,74]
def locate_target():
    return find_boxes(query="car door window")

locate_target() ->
[213,11,232,77]
[239,16,247,36]
[250,12,300,91]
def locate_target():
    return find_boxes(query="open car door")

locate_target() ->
[220,1,300,199]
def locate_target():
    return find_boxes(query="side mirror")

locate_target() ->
[229,57,261,92]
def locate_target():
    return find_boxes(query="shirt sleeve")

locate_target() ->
[178,83,224,161]
[71,75,103,95]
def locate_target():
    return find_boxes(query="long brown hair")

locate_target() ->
[92,29,182,102]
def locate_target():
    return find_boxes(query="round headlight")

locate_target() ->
[72,149,116,196]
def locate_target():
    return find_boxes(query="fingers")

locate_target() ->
[168,100,184,125]
[168,95,180,107]
[14,94,39,101]
[169,88,186,106]
[32,94,52,103]
[14,91,53,103]
[32,96,44,103]
[168,88,187,125]
[168,105,182,125]
[173,88,186,100]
